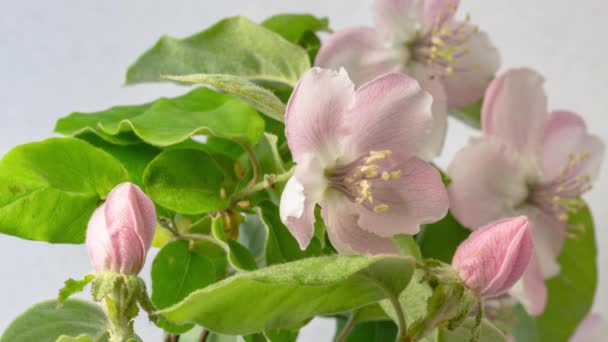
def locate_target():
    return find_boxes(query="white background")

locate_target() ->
[1,1,606,340]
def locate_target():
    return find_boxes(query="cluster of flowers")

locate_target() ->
[83,0,603,338]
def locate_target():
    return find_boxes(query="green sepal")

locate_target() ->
[91,273,120,302]
[58,274,95,305]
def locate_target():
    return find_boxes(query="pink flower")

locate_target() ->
[570,313,606,342]
[452,216,533,297]
[280,67,449,254]
[86,182,157,275]
[316,0,500,158]
[447,68,604,315]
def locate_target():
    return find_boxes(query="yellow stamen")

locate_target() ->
[373,204,390,213]
[366,150,392,164]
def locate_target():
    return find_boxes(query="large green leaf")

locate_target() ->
[438,318,505,342]
[0,138,128,243]
[55,87,265,147]
[125,16,310,87]
[417,212,470,263]
[0,299,109,342]
[511,206,597,341]
[159,255,415,335]
[334,318,397,342]
[163,74,286,122]
[143,149,231,214]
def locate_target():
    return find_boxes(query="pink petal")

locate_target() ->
[410,63,448,159]
[372,0,424,43]
[105,182,157,253]
[356,157,448,237]
[542,110,605,182]
[321,191,399,254]
[571,313,607,342]
[348,72,434,159]
[279,176,316,250]
[509,253,548,316]
[285,67,355,162]
[439,23,500,109]
[481,68,547,157]
[447,137,532,229]
[519,206,566,278]
[423,0,460,32]
[107,223,146,274]
[315,27,407,87]
[86,205,115,273]
[452,216,533,296]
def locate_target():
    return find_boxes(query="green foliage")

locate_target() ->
[143,149,232,214]
[417,213,471,263]
[125,16,310,87]
[510,206,597,341]
[438,318,505,342]
[159,255,415,335]
[58,274,95,304]
[261,14,329,62]
[55,87,265,147]
[448,99,483,129]
[0,299,109,342]
[212,215,258,271]
[335,318,398,342]
[0,138,128,243]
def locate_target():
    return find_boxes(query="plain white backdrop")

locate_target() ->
[1,1,606,340]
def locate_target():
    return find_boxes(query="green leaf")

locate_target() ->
[261,14,329,44]
[334,318,397,342]
[417,212,470,263]
[0,299,109,342]
[160,255,415,335]
[256,201,322,265]
[151,240,216,309]
[212,215,258,271]
[448,99,482,129]
[143,149,231,214]
[58,274,95,304]
[55,335,94,342]
[164,74,286,122]
[392,235,422,260]
[438,318,505,342]
[0,138,128,243]
[78,133,160,188]
[512,206,597,341]
[265,329,298,342]
[125,16,310,87]
[55,87,265,147]
[90,273,119,302]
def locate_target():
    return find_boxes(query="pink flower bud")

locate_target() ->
[86,182,157,275]
[452,216,533,297]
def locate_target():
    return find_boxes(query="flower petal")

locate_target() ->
[279,176,316,250]
[285,67,355,162]
[321,190,399,254]
[509,253,548,316]
[348,72,434,159]
[542,110,605,181]
[315,27,407,87]
[571,313,607,342]
[422,0,460,32]
[440,24,500,109]
[448,137,532,229]
[86,205,115,273]
[410,63,448,159]
[372,0,424,43]
[481,68,547,157]
[356,157,448,237]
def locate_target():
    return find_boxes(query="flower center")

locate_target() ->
[527,151,592,234]
[409,6,479,78]
[325,150,401,213]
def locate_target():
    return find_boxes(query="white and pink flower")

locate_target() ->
[316,0,500,157]
[447,68,604,315]
[280,67,449,254]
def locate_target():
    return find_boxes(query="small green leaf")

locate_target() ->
[261,14,329,44]
[417,212,471,263]
[265,329,298,342]
[58,274,95,304]
[55,87,265,147]
[164,74,286,122]
[448,99,482,129]
[125,16,310,87]
[334,318,397,342]
[438,318,505,342]
[0,138,129,243]
[160,255,415,335]
[212,215,258,271]
[90,273,118,302]
[0,299,109,342]
[143,149,231,214]
[392,235,422,260]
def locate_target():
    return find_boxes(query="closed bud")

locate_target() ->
[86,182,157,275]
[452,216,533,297]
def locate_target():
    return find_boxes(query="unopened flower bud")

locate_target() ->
[86,182,157,275]
[452,216,533,297]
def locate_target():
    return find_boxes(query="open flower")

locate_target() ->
[316,0,500,157]
[447,68,604,315]
[280,67,449,254]
[86,182,157,275]
[452,216,533,297]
